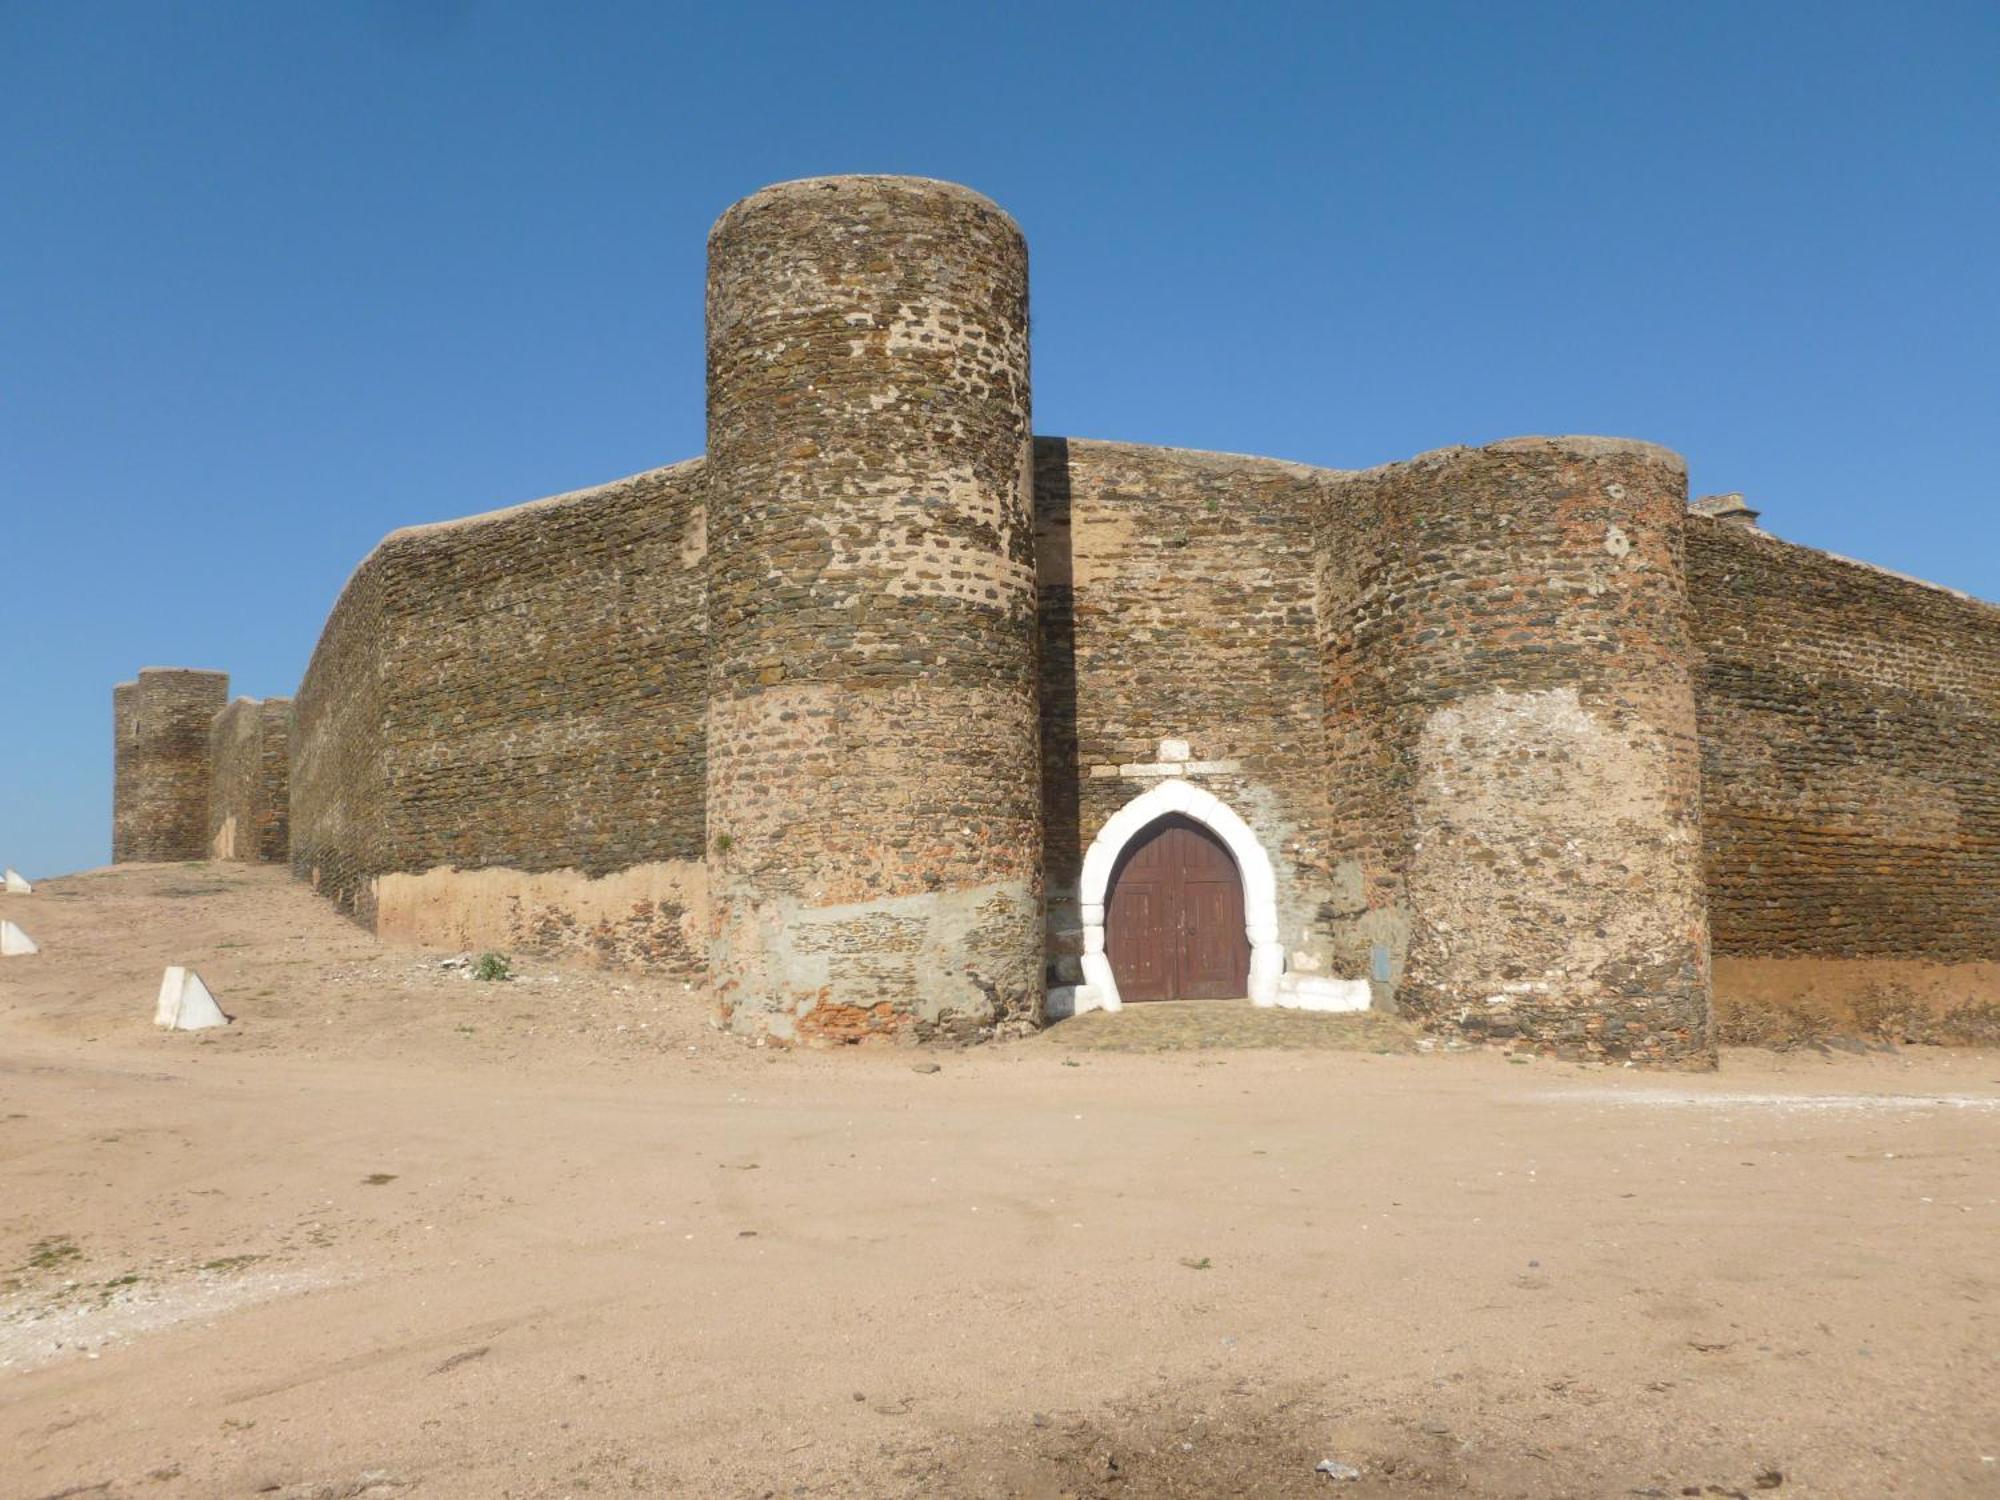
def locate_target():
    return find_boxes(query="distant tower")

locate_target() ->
[704,176,1042,1043]
[113,668,230,862]
[1321,438,1713,1063]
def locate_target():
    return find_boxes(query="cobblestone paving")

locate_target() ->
[1042,1001,1419,1052]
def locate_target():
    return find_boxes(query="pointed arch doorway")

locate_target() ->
[1106,815,1250,1001]
[1076,780,1286,1012]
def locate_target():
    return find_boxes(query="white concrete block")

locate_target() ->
[1275,975,1372,1013]
[155,967,230,1030]
[3,868,31,895]
[0,920,38,956]
[1157,738,1192,763]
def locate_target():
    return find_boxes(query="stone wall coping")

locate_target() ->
[311,456,707,640]
[1688,509,1998,613]
[136,667,230,680]
[1329,434,1688,485]
[711,174,1023,241]
[379,455,704,552]
[1045,433,1344,480]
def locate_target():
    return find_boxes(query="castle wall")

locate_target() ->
[291,461,709,970]
[704,176,1041,1043]
[292,551,387,920]
[208,696,292,862]
[1687,516,2000,1044]
[1035,438,1341,994]
[1319,438,1713,1064]
[209,173,2000,1061]
[113,668,230,862]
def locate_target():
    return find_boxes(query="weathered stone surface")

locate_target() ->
[1319,438,1714,1065]
[1688,515,2000,1037]
[163,175,1996,1067]
[290,462,709,969]
[113,668,230,862]
[1037,439,1335,992]
[704,176,1041,1043]
[209,696,292,862]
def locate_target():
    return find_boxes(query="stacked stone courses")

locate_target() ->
[704,177,1041,1043]
[290,462,709,969]
[1037,439,1335,993]
[113,669,230,862]
[207,697,293,862]
[1318,439,1713,1063]
[115,173,1999,1063]
[1689,517,2000,967]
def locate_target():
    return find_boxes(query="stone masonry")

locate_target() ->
[113,668,231,862]
[1319,439,1712,1063]
[206,696,293,862]
[123,174,1999,1066]
[704,177,1041,1044]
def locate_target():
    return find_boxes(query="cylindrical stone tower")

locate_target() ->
[704,175,1041,1045]
[1319,437,1713,1064]
[113,667,231,862]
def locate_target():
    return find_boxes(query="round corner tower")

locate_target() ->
[1322,436,1713,1065]
[703,175,1042,1045]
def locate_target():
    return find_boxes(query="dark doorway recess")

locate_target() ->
[1105,814,1251,1002]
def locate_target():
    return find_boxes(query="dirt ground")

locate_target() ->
[1,866,1996,1500]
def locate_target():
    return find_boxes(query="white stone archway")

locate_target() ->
[1075,780,1286,1012]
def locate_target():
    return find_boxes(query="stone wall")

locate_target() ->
[113,668,230,862]
[1687,516,2000,1043]
[1036,437,1339,995]
[1319,438,1713,1064]
[247,172,2000,1062]
[292,552,387,920]
[291,462,709,971]
[208,697,292,862]
[704,176,1041,1043]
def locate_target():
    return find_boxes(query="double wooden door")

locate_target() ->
[1105,815,1251,1002]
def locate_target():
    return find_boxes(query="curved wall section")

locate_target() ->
[290,461,710,969]
[704,175,1040,1043]
[1320,437,1713,1064]
[113,668,230,862]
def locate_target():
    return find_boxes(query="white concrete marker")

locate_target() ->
[2,868,30,895]
[155,967,229,1030]
[0,920,39,956]
[1274,975,1373,1013]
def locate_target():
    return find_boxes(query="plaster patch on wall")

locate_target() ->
[679,504,707,568]
[1714,956,2000,1047]
[375,859,707,974]
[712,879,1037,1044]
[1411,685,1699,1006]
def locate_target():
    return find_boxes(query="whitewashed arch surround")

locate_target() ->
[1076,780,1286,1011]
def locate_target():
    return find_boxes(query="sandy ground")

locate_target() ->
[1,865,1996,1500]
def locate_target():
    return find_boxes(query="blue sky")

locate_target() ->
[4,1,1996,878]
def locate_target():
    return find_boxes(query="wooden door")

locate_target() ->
[1105,815,1250,1001]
